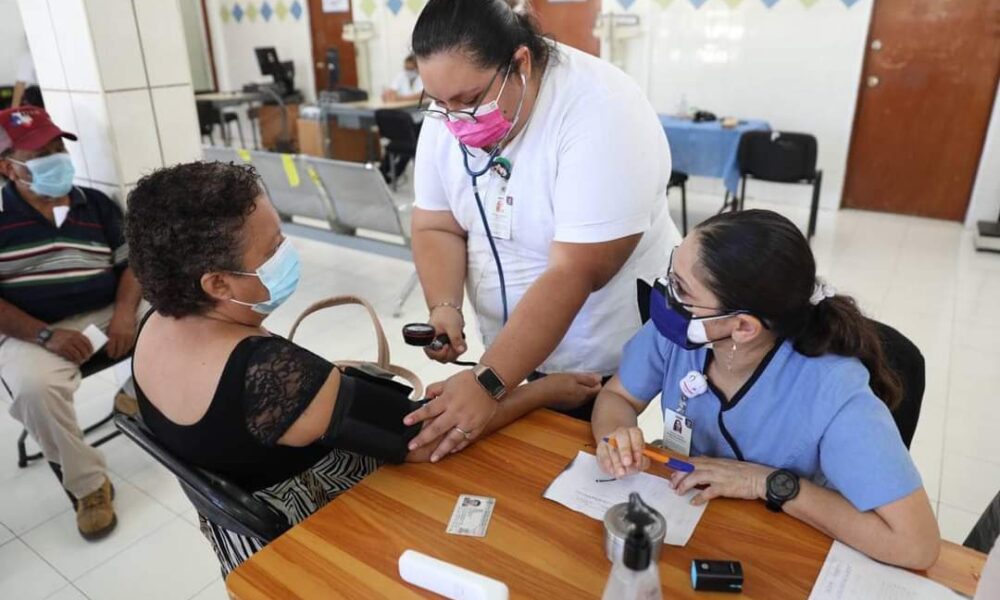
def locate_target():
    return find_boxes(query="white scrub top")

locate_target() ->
[391,71,423,96]
[414,43,679,376]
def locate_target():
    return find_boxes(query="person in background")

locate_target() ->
[125,160,601,574]
[403,0,679,463]
[12,40,44,109]
[592,209,940,570]
[382,53,424,103]
[0,106,142,540]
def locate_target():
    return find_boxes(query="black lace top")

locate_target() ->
[135,335,335,491]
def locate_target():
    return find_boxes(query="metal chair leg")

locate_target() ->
[680,182,688,236]
[235,117,246,149]
[807,170,822,242]
[17,429,29,468]
[739,175,748,211]
[393,271,420,318]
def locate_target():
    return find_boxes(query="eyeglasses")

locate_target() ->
[419,65,508,123]
[662,247,768,326]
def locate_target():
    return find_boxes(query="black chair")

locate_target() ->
[114,413,290,543]
[375,109,419,191]
[736,131,823,241]
[635,280,924,448]
[964,490,1000,554]
[196,101,245,148]
[668,170,690,235]
[1,350,128,469]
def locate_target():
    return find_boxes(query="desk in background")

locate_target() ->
[660,115,770,196]
[298,99,421,163]
[226,410,984,599]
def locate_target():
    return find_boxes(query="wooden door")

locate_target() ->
[307,0,358,94]
[842,0,1000,221]
[532,0,601,56]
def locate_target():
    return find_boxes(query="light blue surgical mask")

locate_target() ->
[10,153,76,198]
[229,239,300,314]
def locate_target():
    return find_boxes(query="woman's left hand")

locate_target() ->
[403,370,498,462]
[670,457,775,506]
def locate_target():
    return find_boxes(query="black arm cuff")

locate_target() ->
[320,367,422,464]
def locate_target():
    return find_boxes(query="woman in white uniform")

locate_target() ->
[403,0,680,462]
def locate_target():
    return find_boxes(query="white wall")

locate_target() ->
[0,0,29,85]
[351,0,424,98]
[600,0,873,210]
[178,0,215,92]
[964,80,1000,227]
[204,0,316,102]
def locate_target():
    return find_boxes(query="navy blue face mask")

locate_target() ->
[648,283,742,350]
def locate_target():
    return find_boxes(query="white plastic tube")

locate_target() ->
[398,550,509,600]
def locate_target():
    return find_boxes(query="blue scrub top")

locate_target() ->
[618,322,923,512]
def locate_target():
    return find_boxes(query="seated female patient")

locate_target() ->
[125,161,600,573]
[591,209,940,569]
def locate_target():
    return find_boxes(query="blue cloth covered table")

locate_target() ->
[659,116,770,195]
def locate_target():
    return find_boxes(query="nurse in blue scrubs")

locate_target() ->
[591,209,941,570]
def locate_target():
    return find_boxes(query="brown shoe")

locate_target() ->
[114,391,139,417]
[77,478,117,540]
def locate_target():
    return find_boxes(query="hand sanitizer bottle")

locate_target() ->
[601,518,662,600]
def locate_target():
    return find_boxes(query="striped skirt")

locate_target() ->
[199,449,381,576]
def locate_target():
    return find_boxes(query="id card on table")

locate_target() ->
[446,494,496,538]
[662,408,693,457]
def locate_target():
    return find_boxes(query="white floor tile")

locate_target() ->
[101,435,158,481]
[0,464,74,535]
[44,585,89,600]
[0,539,69,600]
[75,518,219,600]
[938,453,1000,516]
[937,503,980,545]
[0,522,13,547]
[189,579,227,600]
[21,477,175,581]
[181,508,201,528]
[125,463,193,516]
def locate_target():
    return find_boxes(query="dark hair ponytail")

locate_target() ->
[412,0,553,70]
[695,210,903,409]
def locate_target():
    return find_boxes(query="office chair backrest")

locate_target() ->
[302,156,410,244]
[248,150,338,226]
[374,109,418,153]
[195,101,222,135]
[114,414,289,542]
[873,321,924,449]
[738,131,818,183]
[635,280,924,448]
[201,145,242,165]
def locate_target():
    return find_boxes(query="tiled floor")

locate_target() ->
[0,184,996,599]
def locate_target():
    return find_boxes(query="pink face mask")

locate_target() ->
[444,71,524,149]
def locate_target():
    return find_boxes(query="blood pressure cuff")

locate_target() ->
[319,366,423,464]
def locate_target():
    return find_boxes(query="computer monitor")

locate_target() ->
[254,47,295,96]
[255,47,280,77]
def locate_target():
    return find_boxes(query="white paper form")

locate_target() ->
[808,541,967,600]
[542,451,707,546]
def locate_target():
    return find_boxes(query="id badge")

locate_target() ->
[486,180,513,241]
[662,408,693,456]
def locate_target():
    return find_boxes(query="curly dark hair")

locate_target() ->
[125,161,262,317]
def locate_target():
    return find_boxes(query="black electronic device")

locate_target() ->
[325,47,341,90]
[691,559,743,593]
[254,47,295,97]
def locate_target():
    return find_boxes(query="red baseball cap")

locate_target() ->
[0,106,77,155]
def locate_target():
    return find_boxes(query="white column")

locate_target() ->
[15,0,202,205]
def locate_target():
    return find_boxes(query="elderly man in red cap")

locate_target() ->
[0,106,143,540]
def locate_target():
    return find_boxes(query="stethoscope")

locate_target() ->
[458,72,528,326]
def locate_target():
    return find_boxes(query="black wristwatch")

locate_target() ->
[36,327,54,347]
[765,469,800,512]
[472,364,507,401]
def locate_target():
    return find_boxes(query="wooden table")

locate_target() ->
[226,410,986,599]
